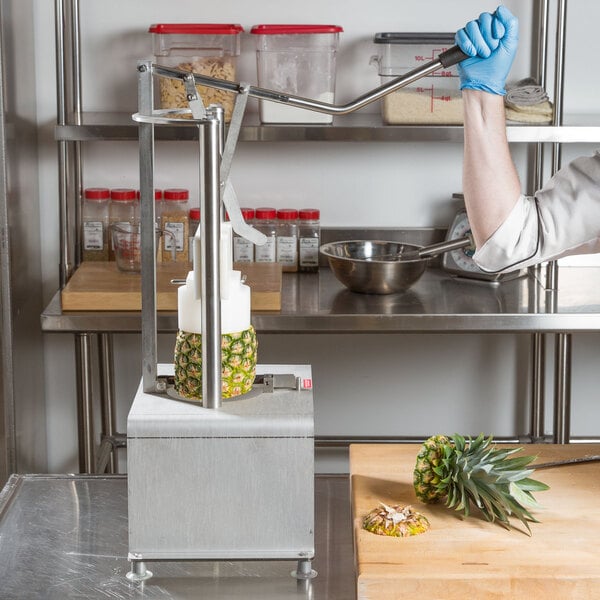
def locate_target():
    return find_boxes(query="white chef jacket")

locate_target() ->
[473,150,600,273]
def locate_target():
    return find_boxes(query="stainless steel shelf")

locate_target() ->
[41,266,600,334]
[54,112,600,143]
[0,473,354,599]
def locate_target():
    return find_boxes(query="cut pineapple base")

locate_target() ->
[363,503,430,537]
[174,326,258,401]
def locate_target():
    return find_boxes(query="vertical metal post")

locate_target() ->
[71,0,83,264]
[553,333,571,443]
[530,333,546,441]
[75,333,94,472]
[529,0,551,442]
[98,333,117,472]
[55,0,73,285]
[551,0,572,444]
[137,61,158,393]
[546,0,568,292]
[199,112,222,409]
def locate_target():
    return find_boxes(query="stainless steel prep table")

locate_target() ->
[41,264,600,473]
[0,474,354,599]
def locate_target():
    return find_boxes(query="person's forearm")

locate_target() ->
[462,89,522,248]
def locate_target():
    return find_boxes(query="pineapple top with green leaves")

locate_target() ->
[413,433,549,534]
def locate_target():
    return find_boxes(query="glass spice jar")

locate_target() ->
[276,208,298,272]
[109,188,139,261]
[233,207,255,263]
[161,188,189,262]
[298,208,321,272]
[81,187,110,261]
[254,207,277,263]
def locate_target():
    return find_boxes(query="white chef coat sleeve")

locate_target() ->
[473,150,600,273]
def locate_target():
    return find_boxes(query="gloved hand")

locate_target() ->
[455,5,519,95]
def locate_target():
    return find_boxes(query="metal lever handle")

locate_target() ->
[152,45,469,118]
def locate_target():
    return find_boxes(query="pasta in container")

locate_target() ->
[149,23,243,122]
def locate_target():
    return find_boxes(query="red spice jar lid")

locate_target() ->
[110,188,137,201]
[84,187,110,200]
[189,208,201,220]
[277,208,298,220]
[255,207,277,219]
[163,188,189,201]
[241,207,255,220]
[137,189,163,201]
[299,208,320,220]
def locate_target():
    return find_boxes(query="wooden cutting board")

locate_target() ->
[61,261,282,311]
[350,443,600,600]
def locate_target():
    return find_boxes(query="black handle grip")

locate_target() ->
[438,45,470,68]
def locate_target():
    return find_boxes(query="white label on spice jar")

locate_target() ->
[83,221,103,250]
[299,237,319,266]
[164,222,185,251]
[234,237,254,263]
[255,236,276,263]
[277,236,298,265]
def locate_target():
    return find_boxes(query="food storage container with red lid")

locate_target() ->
[250,24,343,124]
[371,32,462,125]
[149,23,244,122]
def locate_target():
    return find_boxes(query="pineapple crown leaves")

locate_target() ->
[414,433,550,534]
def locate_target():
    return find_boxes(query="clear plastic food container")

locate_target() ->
[149,23,244,122]
[372,32,462,125]
[250,24,343,124]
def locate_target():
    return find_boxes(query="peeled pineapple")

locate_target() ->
[174,326,257,400]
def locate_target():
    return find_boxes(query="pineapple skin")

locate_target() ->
[174,326,258,401]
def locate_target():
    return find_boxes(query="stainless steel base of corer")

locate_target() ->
[127,364,315,579]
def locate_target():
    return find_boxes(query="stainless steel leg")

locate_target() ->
[74,332,95,473]
[530,333,546,442]
[98,333,117,473]
[553,333,572,444]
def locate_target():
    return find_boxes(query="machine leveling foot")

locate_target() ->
[291,558,317,580]
[126,557,153,582]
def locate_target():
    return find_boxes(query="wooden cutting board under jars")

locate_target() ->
[60,261,282,311]
[350,443,600,600]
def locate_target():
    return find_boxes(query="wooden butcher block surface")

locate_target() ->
[350,443,600,600]
[61,261,282,311]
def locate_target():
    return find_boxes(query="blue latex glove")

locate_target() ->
[455,5,519,95]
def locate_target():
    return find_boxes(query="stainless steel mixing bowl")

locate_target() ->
[320,240,428,294]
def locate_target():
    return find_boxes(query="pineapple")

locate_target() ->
[174,326,257,401]
[413,433,549,533]
[363,502,430,537]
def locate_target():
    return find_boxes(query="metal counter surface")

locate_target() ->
[0,474,354,599]
[41,266,600,334]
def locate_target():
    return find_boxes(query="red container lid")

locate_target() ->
[250,24,343,35]
[277,208,299,220]
[299,208,320,220]
[84,187,110,200]
[189,208,201,220]
[164,188,189,201]
[149,23,244,35]
[136,189,163,201]
[255,207,277,220]
[110,188,137,201]
[241,207,255,220]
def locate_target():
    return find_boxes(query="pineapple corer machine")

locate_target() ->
[126,44,467,583]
